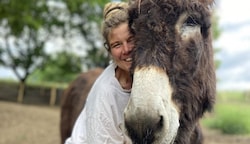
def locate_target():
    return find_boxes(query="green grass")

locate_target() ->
[203,102,250,135]
[202,90,250,135]
[217,90,249,103]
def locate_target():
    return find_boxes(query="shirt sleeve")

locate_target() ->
[65,86,130,144]
[85,90,125,144]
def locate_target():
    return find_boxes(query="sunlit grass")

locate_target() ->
[217,90,250,103]
[203,91,250,135]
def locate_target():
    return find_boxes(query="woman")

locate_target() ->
[65,2,134,144]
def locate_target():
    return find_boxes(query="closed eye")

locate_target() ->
[111,42,122,49]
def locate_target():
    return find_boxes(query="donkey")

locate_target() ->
[124,0,216,143]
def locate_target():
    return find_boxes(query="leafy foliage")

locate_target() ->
[0,0,47,36]
[84,47,109,69]
[0,0,113,102]
[28,51,82,83]
[0,0,50,82]
[0,0,111,84]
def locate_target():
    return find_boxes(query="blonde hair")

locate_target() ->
[102,2,129,51]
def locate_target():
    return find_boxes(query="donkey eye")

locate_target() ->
[185,16,198,26]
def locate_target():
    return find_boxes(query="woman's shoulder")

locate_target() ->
[89,63,117,93]
[94,63,116,84]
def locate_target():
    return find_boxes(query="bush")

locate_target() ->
[203,103,250,135]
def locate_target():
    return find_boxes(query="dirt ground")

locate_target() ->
[0,101,250,144]
[203,126,250,144]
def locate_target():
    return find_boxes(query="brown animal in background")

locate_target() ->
[60,68,103,144]
[123,0,216,144]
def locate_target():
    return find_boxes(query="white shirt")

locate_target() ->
[65,63,131,144]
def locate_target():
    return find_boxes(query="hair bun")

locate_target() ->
[103,2,129,19]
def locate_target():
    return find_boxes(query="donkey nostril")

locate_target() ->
[157,115,164,129]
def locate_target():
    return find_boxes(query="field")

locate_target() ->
[0,101,60,144]
[1,100,250,144]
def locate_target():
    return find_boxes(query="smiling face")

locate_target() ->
[108,22,135,73]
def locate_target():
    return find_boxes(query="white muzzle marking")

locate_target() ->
[124,66,179,144]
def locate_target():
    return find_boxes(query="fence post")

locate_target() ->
[50,87,57,106]
[17,82,25,103]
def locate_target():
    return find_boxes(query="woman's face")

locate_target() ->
[108,22,135,72]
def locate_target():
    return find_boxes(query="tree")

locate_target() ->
[0,0,49,102]
[55,0,111,69]
[28,51,82,83]
[84,47,110,69]
[0,0,111,102]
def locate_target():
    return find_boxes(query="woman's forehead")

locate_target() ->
[108,23,131,42]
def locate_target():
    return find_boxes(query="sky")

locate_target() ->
[215,0,250,90]
[0,0,250,90]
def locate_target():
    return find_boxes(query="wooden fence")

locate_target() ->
[0,81,64,106]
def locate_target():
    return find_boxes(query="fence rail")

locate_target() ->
[0,81,64,106]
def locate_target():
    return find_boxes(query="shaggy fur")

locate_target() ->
[127,0,216,143]
[60,68,103,144]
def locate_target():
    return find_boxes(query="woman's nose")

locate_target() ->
[122,42,132,54]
